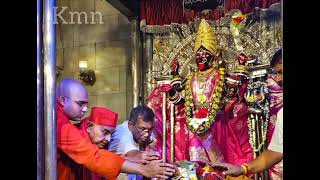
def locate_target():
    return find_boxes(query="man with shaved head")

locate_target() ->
[56,78,175,180]
[56,78,89,125]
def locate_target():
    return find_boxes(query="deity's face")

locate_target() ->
[195,48,214,71]
[87,122,115,149]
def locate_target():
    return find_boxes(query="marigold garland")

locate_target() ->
[184,67,225,135]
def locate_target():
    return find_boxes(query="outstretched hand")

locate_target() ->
[139,151,160,164]
[142,159,176,179]
[210,162,245,177]
[125,150,159,165]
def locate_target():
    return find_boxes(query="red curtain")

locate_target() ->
[140,0,280,25]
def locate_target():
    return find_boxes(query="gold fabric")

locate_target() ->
[226,175,253,180]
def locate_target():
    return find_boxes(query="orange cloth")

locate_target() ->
[58,149,89,180]
[80,118,107,180]
[57,101,125,180]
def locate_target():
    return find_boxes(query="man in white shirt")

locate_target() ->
[109,106,161,179]
[109,120,140,155]
[109,105,160,162]
[268,108,283,153]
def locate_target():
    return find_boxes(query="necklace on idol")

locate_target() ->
[184,67,225,135]
[195,67,215,105]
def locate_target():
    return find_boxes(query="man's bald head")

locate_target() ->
[57,78,88,99]
[57,78,89,123]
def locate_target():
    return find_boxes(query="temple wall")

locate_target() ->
[56,0,133,123]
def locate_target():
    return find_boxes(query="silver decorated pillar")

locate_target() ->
[37,0,43,179]
[162,93,167,163]
[245,63,270,180]
[131,18,142,107]
[142,33,153,103]
[43,0,57,179]
[170,103,175,163]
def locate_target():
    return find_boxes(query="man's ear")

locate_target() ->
[127,120,134,131]
[86,122,93,133]
[58,96,65,106]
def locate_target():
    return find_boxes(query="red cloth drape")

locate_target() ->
[140,0,280,25]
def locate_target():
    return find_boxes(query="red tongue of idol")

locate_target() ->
[199,62,206,70]
[196,51,210,70]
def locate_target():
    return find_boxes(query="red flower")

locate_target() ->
[238,53,248,64]
[195,108,209,118]
[233,15,245,24]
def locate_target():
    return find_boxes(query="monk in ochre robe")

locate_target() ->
[56,78,176,180]
[80,106,120,180]
[57,102,125,180]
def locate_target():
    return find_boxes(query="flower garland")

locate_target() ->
[247,109,269,152]
[246,81,270,152]
[184,67,225,135]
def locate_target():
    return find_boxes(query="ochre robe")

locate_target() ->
[57,102,125,180]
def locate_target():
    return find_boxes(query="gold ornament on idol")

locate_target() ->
[194,19,218,55]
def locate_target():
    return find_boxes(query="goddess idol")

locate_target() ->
[147,19,253,166]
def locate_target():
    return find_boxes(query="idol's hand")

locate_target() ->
[158,84,173,92]
[210,162,245,176]
[171,58,180,76]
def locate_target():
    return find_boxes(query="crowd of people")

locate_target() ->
[55,19,283,180]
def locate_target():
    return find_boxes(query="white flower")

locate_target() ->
[203,118,209,122]
[198,118,209,124]
[189,118,199,129]
[189,118,209,129]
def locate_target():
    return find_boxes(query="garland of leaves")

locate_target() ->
[184,67,225,135]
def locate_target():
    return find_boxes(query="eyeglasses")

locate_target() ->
[64,96,88,108]
[132,124,153,135]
